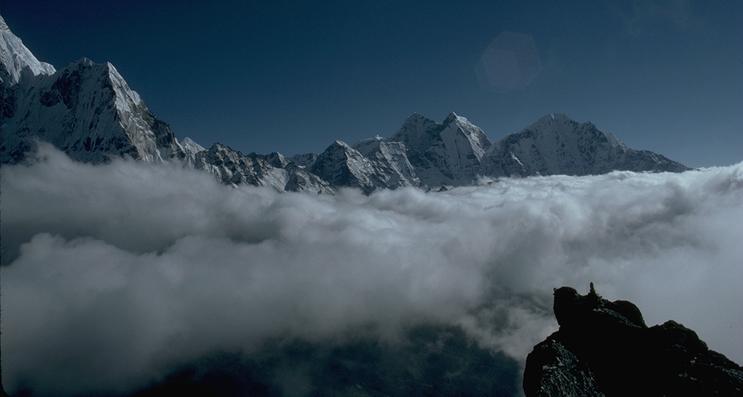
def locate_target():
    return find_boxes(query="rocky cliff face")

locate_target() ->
[523,285,743,396]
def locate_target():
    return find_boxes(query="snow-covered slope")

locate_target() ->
[1,58,187,163]
[310,140,414,193]
[181,137,205,156]
[354,136,421,187]
[1,14,189,164]
[392,112,491,186]
[0,15,55,85]
[482,113,688,177]
[194,143,333,193]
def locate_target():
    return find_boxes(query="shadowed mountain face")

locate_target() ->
[523,285,743,396]
[1,13,688,193]
[132,325,520,397]
[483,114,689,177]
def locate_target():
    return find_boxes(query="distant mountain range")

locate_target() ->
[0,14,688,193]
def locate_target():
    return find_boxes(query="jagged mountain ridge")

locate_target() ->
[391,112,492,186]
[1,15,187,165]
[309,139,420,193]
[0,14,689,192]
[2,58,188,164]
[483,113,688,176]
[0,15,55,85]
[192,143,332,193]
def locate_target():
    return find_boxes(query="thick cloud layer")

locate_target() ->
[2,145,743,395]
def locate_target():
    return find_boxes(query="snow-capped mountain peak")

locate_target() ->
[482,113,687,176]
[310,139,419,192]
[354,137,420,187]
[391,112,491,186]
[395,113,439,140]
[1,52,186,163]
[522,113,625,150]
[443,111,467,125]
[180,137,206,155]
[2,14,690,193]
[311,140,375,190]
[105,61,144,108]
[440,111,491,155]
[527,112,577,130]
[0,14,55,85]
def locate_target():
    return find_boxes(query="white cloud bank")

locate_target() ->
[2,145,743,395]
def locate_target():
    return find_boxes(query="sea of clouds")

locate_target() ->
[2,144,742,395]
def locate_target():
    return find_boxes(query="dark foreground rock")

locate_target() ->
[523,284,743,396]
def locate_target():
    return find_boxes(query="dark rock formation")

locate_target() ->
[524,284,743,396]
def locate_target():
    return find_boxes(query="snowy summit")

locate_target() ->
[0,13,688,192]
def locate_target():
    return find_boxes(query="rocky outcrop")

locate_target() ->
[523,284,743,396]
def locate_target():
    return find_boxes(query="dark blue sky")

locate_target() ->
[3,0,742,166]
